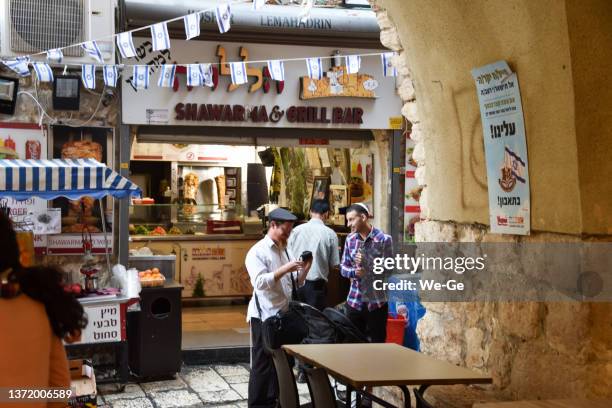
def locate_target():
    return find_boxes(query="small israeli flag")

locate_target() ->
[82,41,104,63]
[306,58,323,80]
[132,65,150,89]
[81,64,96,89]
[46,48,63,63]
[184,13,201,40]
[199,64,214,87]
[216,3,232,34]
[187,64,202,87]
[253,0,266,10]
[345,55,361,74]
[33,63,53,82]
[230,62,248,85]
[117,32,137,59]
[4,59,30,77]
[381,52,397,77]
[103,65,119,87]
[267,60,285,81]
[151,22,171,51]
[158,64,176,88]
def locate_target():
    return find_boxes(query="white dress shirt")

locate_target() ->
[288,218,340,281]
[246,234,299,322]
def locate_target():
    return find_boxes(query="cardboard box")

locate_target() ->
[68,359,97,408]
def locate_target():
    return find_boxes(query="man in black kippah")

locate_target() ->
[245,207,311,408]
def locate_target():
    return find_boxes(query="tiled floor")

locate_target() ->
[182,305,250,349]
[96,363,312,408]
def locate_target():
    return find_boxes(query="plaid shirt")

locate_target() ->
[341,226,393,311]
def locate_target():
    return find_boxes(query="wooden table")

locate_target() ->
[283,343,492,408]
[474,400,612,408]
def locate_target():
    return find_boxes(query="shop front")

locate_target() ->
[120,37,402,349]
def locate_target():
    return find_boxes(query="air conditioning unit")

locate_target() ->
[0,0,116,65]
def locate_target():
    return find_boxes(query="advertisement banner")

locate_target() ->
[472,61,530,235]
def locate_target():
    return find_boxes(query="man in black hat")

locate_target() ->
[245,207,311,408]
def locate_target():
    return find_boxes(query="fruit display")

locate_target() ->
[168,226,182,235]
[138,267,165,287]
[63,283,84,297]
[133,225,150,235]
[150,226,167,236]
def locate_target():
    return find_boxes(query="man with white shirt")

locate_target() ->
[289,199,340,311]
[246,208,311,408]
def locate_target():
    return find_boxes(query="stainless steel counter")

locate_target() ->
[129,233,263,242]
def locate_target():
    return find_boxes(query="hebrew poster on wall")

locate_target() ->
[472,60,530,235]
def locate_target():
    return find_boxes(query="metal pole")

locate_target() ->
[99,199,112,276]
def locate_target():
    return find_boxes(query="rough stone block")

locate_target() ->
[148,389,202,408]
[498,302,542,340]
[401,101,420,124]
[182,367,231,392]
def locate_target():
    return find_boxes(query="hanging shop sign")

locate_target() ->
[47,233,113,255]
[121,39,401,129]
[472,60,530,235]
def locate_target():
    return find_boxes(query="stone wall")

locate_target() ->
[371,0,612,402]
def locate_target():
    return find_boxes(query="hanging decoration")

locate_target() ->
[33,63,53,82]
[184,13,201,40]
[158,64,176,88]
[253,0,266,10]
[200,63,214,87]
[267,60,285,82]
[187,64,203,87]
[216,3,232,34]
[345,55,361,74]
[82,41,104,63]
[103,65,119,87]
[117,32,137,59]
[81,64,96,89]
[46,49,63,63]
[230,62,248,85]
[306,58,324,80]
[381,52,397,77]
[150,22,171,52]
[132,65,150,89]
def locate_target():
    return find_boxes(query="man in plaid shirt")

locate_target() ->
[340,203,393,343]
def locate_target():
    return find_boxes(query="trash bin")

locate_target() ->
[127,280,183,378]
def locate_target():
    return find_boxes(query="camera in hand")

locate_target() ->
[300,251,313,262]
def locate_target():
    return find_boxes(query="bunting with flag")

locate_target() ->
[267,60,285,81]
[4,59,30,77]
[132,65,149,89]
[230,62,247,85]
[381,52,397,77]
[46,49,63,63]
[216,3,232,33]
[253,0,266,10]
[33,63,53,82]
[184,13,201,40]
[81,64,96,89]
[200,64,214,87]
[117,32,137,59]
[306,58,323,80]
[82,41,104,63]
[151,22,171,52]
[103,65,119,87]
[158,64,176,88]
[187,64,202,86]
[346,55,361,74]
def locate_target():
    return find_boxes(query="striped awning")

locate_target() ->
[0,159,141,200]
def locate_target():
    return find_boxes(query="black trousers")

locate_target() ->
[297,279,327,311]
[346,303,388,343]
[248,318,278,408]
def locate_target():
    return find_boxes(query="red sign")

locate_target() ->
[299,138,329,146]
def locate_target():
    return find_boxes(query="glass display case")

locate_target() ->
[129,204,247,236]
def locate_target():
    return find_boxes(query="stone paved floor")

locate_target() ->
[96,363,312,408]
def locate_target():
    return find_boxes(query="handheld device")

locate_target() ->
[300,250,313,263]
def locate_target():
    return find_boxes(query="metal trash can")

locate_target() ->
[127,280,183,378]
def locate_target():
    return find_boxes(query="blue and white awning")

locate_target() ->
[0,159,141,200]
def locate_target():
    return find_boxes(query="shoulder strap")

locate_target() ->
[285,248,298,301]
[254,292,263,320]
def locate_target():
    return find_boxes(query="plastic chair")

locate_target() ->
[305,367,344,408]
[414,387,434,408]
[270,349,311,408]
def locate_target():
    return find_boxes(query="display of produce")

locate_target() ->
[138,268,165,287]
[133,225,149,235]
[150,226,167,236]
[168,226,182,235]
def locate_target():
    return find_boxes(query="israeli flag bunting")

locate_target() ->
[199,64,214,87]
[253,0,266,10]
[306,58,323,80]
[132,65,150,89]
[82,41,104,63]
[46,48,63,63]
[267,60,285,81]
[345,55,361,74]
[184,13,201,40]
[381,52,397,77]
[33,63,53,82]
[81,64,96,89]
[103,65,119,87]
[187,64,202,87]
[216,3,232,34]
[117,32,137,59]
[158,64,176,88]
[4,60,30,77]
[230,62,248,85]
[151,22,171,51]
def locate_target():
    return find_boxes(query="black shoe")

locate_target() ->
[359,396,372,408]
[296,371,307,384]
